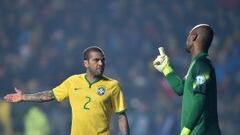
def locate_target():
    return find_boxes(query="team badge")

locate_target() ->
[196,75,206,85]
[97,87,105,96]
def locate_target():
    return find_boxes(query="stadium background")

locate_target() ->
[0,0,239,135]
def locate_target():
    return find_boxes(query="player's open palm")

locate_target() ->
[4,88,23,102]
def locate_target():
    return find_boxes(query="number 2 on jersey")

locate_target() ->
[84,96,91,110]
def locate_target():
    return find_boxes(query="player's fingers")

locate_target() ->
[153,56,161,65]
[158,47,166,56]
[153,59,157,65]
[4,94,17,102]
[153,60,160,66]
[5,97,12,102]
[3,95,8,100]
[153,58,158,65]
[4,95,11,101]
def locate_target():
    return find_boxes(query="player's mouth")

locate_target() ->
[96,67,103,72]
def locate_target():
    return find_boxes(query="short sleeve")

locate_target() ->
[111,81,127,113]
[52,77,71,102]
[193,62,211,95]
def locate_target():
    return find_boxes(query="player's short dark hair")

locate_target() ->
[83,46,105,60]
[202,26,214,51]
[196,25,214,52]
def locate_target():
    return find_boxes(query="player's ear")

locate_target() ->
[83,60,88,68]
[191,34,198,41]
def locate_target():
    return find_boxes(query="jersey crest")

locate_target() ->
[97,87,105,96]
[196,75,206,85]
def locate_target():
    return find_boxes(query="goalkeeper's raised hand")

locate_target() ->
[153,47,173,76]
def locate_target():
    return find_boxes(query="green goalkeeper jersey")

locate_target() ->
[166,52,221,135]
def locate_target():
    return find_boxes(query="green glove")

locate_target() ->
[153,47,173,76]
[180,127,191,135]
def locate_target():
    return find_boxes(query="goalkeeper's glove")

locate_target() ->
[180,127,191,135]
[153,47,173,76]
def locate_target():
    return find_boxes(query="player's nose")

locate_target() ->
[98,60,104,66]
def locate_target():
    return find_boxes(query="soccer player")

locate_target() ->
[153,24,221,135]
[4,46,130,135]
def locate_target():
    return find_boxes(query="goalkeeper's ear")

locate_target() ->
[190,34,198,42]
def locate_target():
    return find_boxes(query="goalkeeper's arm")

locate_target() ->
[180,93,206,135]
[153,47,184,95]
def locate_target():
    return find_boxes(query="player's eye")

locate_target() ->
[92,58,99,62]
[95,59,100,62]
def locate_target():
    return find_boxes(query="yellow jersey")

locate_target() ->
[52,73,127,135]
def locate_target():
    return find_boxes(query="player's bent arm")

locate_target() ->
[153,47,184,96]
[22,90,55,102]
[118,111,130,135]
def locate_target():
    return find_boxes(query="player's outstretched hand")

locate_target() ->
[153,47,173,76]
[4,87,23,102]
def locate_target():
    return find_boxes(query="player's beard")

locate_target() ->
[89,67,104,77]
[185,47,190,53]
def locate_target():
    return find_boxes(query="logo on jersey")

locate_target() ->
[97,87,105,96]
[196,75,206,85]
[74,88,81,91]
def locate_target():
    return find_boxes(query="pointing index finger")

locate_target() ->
[158,47,165,55]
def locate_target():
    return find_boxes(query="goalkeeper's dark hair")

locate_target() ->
[202,26,214,52]
[83,46,105,60]
[196,24,214,52]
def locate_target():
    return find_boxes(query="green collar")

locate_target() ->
[186,52,208,77]
[192,52,208,62]
[84,74,102,88]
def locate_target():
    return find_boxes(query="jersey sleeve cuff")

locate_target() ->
[115,109,127,114]
[163,65,173,76]
[51,90,60,102]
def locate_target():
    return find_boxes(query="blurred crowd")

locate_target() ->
[0,0,239,135]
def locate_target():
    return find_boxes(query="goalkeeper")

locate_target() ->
[153,24,221,135]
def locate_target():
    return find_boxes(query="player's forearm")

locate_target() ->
[22,90,55,102]
[118,112,130,135]
[166,72,184,96]
[185,94,205,130]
